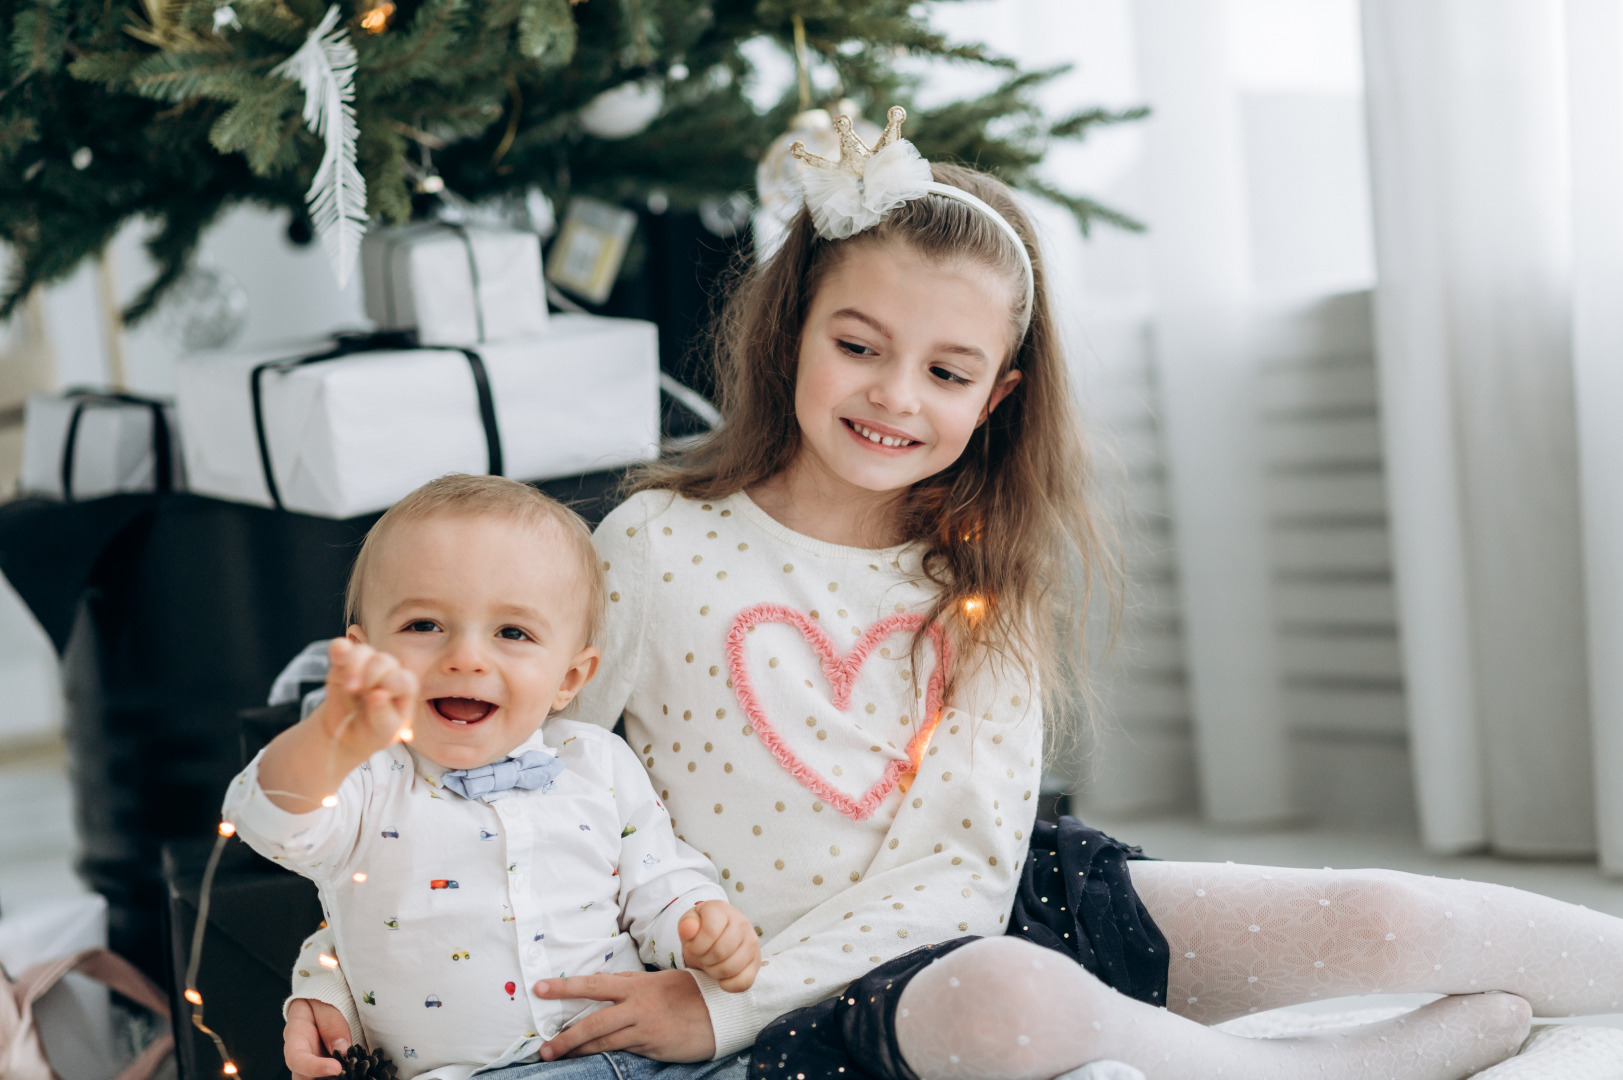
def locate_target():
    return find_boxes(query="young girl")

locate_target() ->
[284,109,1623,1080]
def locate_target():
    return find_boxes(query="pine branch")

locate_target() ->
[11,0,67,76]
[130,50,271,103]
[517,0,575,64]
[209,80,300,172]
[68,50,144,87]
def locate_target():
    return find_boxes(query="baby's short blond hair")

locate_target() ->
[344,474,605,645]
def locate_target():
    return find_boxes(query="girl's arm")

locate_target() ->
[541,691,1045,1060]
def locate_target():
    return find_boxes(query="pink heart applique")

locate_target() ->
[725,603,951,821]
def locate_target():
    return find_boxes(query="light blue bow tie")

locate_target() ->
[439,749,565,803]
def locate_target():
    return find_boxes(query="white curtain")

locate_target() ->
[1361,0,1623,863]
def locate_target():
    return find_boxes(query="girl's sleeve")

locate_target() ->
[560,492,660,731]
[693,688,1045,1059]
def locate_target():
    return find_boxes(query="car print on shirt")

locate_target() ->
[424,995,442,1008]
[479,829,498,840]
[451,949,470,961]
[579,823,591,831]
[431,879,459,889]
[381,826,399,839]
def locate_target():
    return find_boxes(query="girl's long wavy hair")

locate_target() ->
[631,161,1117,721]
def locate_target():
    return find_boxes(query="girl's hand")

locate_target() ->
[678,900,761,991]
[283,998,351,1080]
[533,969,716,1061]
[316,637,417,757]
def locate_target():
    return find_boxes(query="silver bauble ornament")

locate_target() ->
[161,265,250,352]
[578,80,665,139]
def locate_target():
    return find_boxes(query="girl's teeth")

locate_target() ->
[853,421,910,447]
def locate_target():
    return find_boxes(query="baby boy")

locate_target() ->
[225,475,759,1080]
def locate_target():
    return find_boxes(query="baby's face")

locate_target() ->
[352,513,596,771]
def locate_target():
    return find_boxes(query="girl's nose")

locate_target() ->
[868,360,922,414]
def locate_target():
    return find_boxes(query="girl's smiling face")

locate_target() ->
[792,241,1022,498]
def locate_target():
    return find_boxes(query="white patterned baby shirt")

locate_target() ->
[225,718,726,1080]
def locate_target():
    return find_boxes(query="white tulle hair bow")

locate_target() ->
[791,106,1034,331]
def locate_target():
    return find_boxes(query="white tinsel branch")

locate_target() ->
[273,5,367,288]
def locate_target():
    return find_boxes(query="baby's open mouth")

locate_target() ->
[432,698,497,725]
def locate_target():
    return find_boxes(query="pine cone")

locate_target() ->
[330,1045,399,1080]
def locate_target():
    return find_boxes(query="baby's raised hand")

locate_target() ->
[677,900,760,992]
[315,637,417,757]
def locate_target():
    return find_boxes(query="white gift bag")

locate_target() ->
[0,894,121,1080]
[175,315,659,520]
[18,390,184,501]
[361,222,548,345]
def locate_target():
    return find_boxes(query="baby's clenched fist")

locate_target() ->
[678,900,760,992]
[315,637,417,758]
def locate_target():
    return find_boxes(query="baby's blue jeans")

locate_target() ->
[478,1051,750,1080]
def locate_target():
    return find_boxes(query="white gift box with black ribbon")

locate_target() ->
[174,314,659,520]
[361,222,548,346]
[18,389,185,500]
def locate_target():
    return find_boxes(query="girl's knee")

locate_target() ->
[921,937,1115,1017]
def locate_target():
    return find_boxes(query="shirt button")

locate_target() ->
[528,944,543,961]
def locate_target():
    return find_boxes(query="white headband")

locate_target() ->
[792,106,1035,335]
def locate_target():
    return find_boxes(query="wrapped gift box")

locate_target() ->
[174,314,659,519]
[19,389,185,500]
[361,222,547,345]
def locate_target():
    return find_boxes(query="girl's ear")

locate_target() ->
[977,369,1023,427]
[347,624,369,645]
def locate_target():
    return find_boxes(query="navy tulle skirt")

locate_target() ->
[749,817,1169,1080]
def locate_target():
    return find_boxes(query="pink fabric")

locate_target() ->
[726,603,951,821]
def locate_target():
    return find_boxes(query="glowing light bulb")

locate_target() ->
[223,1063,239,1076]
[217,821,236,837]
[184,989,203,1005]
[360,2,394,32]
[353,872,368,883]
[321,795,338,808]
[397,726,414,743]
[319,954,339,969]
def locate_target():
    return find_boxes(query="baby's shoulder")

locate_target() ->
[546,718,633,769]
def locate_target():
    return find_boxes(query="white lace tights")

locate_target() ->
[895,862,1623,1080]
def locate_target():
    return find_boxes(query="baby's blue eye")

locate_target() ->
[407,620,438,633]
[497,626,530,641]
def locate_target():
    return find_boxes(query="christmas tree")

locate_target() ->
[0,0,1144,322]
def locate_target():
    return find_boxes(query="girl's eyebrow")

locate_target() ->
[830,307,990,367]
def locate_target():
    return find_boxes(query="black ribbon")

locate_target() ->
[249,331,504,512]
[58,388,175,502]
[380,222,487,342]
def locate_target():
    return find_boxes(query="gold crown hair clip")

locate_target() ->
[788,104,1036,331]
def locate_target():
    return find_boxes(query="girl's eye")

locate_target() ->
[497,626,531,642]
[931,365,970,386]
[406,620,439,633]
[838,340,876,358]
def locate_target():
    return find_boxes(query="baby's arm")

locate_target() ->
[258,638,416,811]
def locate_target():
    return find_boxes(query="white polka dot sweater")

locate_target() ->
[291,488,1043,1060]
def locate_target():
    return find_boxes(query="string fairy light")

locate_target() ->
[182,822,242,1077]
